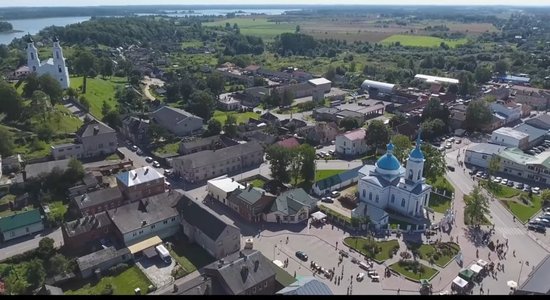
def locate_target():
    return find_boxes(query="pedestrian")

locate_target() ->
[397,288,400,295]
[506,239,508,247]
[513,250,516,257]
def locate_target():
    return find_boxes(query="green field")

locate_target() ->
[212,110,260,125]
[70,76,127,119]
[247,178,267,188]
[65,265,152,295]
[315,169,346,182]
[389,261,439,282]
[428,193,452,214]
[151,141,180,156]
[381,34,468,48]
[503,195,542,223]
[344,237,400,262]
[29,104,83,134]
[203,17,296,40]
[166,236,215,275]
[410,242,460,268]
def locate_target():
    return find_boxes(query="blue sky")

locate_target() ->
[0,0,549,7]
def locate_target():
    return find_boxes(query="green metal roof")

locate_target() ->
[0,209,42,232]
[498,148,534,165]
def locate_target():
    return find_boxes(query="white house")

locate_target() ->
[264,188,318,224]
[490,127,529,150]
[352,135,431,229]
[335,128,368,157]
[26,36,70,89]
[464,143,507,169]
[490,100,523,125]
[207,176,245,205]
[0,209,44,242]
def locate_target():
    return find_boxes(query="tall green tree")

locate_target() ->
[281,89,294,107]
[487,156,501,189]
[389,114,407,129]
[206,73,225,99]
[4,268,30,295]
[25,258,46,289]
[464,99,493,131]
[0,126,15,157]
[30,90,52,122]
[0,81,23,120]
[340,117,359,131]
[391,134,412,163]
[474,66,493,84]
[99,57,114,79]
[420,118,446,140]
[204,119,222,137]
[223,114,238,137]
[494,60,508,77]
[188,90,216,120]
[421,144,446,180]
[365,120,390,151]
[103,110,122,129]
[421,98,450,125]
[65,159,85,182]
[23,73,40,98]
[464,185,490,227]
[289,147,303,186]
[266,145,291,183]
[300,144,316,184]
[38,74,63,104]
[37,237,56,260]
[72,49,97,94]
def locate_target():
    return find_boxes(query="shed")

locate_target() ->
[452,276,468,288]
[311,211,327,222]
[469,264,483,275]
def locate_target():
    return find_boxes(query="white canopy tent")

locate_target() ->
[469,264,483,274]
[311,211,327,221]
[477,259,489,268]
[452,276,469,288]
[272,260,284,268]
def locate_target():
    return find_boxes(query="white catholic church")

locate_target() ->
[26,35,70,89]
[352,134,432,229]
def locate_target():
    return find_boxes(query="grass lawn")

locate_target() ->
[13,136,74,160]
[27,104,83,134]
[428,193,452,214]
[212,110,260,125]
[46,200,68,222]
[166,236,215,275]
[343,237,399,262]
[388,217,416,230]
[381,34,468,48]
[481,180,520,198]
[502,195,542,223]
[65,265,152,295]
[106,153,121,161]
[389,261,439,282]
[70,76,126,119]
[203,17,296,40]
[247,178,267,188]
[151,141,180,155]
[181,40,203,49]
[315,169,346,182]
[409,242,460,268]
[427,176,455,194]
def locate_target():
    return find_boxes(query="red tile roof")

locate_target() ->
[277,137,300,149]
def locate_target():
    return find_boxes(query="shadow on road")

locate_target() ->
[463,226,492,248]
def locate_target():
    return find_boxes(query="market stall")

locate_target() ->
[311,211,327,223]
[458,269,475,282]
[452,276,469,293]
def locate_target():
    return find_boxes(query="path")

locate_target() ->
[141,76,165,101]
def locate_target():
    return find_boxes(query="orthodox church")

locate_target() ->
[26,35,70,89]
[352,134,432,229]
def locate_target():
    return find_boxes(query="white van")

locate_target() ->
[155,244,171,264]
[359,262,369,271]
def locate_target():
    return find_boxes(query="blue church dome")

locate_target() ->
[410,146,424,160]
[376,143,401,171]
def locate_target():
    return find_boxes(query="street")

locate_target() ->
[0,228,63,262]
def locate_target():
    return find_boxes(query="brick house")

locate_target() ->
[116,166,165,202]
[226,186,276,223]
[61,212,114,252]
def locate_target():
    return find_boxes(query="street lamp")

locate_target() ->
[517,260,524,283]
[274,244,277,260]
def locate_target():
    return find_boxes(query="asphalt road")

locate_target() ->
[0,228,63,262]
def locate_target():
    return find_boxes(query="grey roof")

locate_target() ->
[466,143,507,155]
[525,114,550,130]
[202,249,275,295]
[269,188,317,215]
[230,186,275,206]
[260,111,279,121]
[77,246,131,271]
[517,254,550,295]
[176,195,238,241]
[337,109,364,118]
[165,274,213,295]
[74,187,123,210]
[82,172,99,187]
[181,135,222,150]
[314,107,339,115]
[276,276,333,295]
[173,141,263,169]
[151,106,203,126]
[116,166,164,187]
[315,166,361,191]
[366,203,388,221]
[24,158,71,180]
[122,116,150,133]
[513,123,549,143]
[108,191,181,234]
[77,119,115,138]
[35,284,64,295]
[63,211,112,238]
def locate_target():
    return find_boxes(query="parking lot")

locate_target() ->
[136,253,176,289]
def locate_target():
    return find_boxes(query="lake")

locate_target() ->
[0,16,91,45]
[136,8,299,17]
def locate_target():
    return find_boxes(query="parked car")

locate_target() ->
[507,181,514,187]
[445,143,452,149]
[528,223,546,233]
[500,178,508,185]
[321,197,334,203]
[534,218,550,226]
[152,161,161,168]
[145,156,153,163]
[295,251,308,261]
[481,173,489,179]
[492,177,501,184]
[331,191,341,198]
[328,150,335,156]
[136,148,144,156]
[532,187,541,194]
[447,165,455,172]
[476,171,483,177]
[455,139,462,144]
[130,145,138,151]
[357,272,365,282]
[164,169,173,177]
[515,183,524,190]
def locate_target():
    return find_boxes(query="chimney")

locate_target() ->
[254,260,259,272]
[144,168,149,175]
[218,259,224,268]
[133,172,138,180]
[141,220,147,227]
[93,125,100,135]
[262,191,265,196]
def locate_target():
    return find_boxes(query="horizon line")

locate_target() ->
[2,4,550,8]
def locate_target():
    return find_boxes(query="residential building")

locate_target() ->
[150,106,203,137]
[159,274,213,295]
[23,158,71,181]
[312,107,340,122]
[353,136,431,229]
[514,254,550,295]
[179,135,226,155]
[201,249,277,295]
[490,100,528,125]
[76,246,132,279]
[61,212,114,252]
[513,123,549,148]
[0,209,44,242]
[335,129,368,157]
[26,36,70,89]
[1,154,23,173]
[71,187,124,217]
[177,195,241,259]
[34,285,63,295]
[107,191,181,246]
[449,104,467,130]
[276,137,300,149]
[464,143,507,169]
[513,91,550,111]
[121,116,150,146]
[313,166,362,196]
[227,186,277,223]
[207,176,245,205]
[490,127,529,150]
[242,131,278,146]
[280,119,307,131]
[276,277,332,295]
[264,188,318,224]
[218,94,242,111]
[499,148,550,184]
[259,112,280,126]
[243,86,269,107]
[51,119,117,160]
[336,109,366,125]
[171,141,264,183]
[296,122,340,146]
[13,65,31,79]
[307,78,332,102]
[525,113,550,130]
[116,166,165,202]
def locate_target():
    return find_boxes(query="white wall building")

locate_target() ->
[464,143,507,169]
[490,127,529,150]
[335,128,368,157]
[490,100,523,124]
[207,176,245,205]
[26,36,70,89]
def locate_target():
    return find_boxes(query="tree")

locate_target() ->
[38,74,63,104]
[541,189,550,207]
[37,237,56,260]
[365,120,390,151]
[103,110,122,129]
[188,90,216,120]
[494,60,508,77]
[464,185,490,227]
[281,89,294,107]
[30,90,52,122]
[340,117,359,131]
[389,114,407,129]
[392,134,412,163]
[72,49,97,93]
[206,73,225,99]
[23,73,40,98]
[65,159,85,182]
[289,148,303,186]
[223,114,238,137]
[204,119,222,137]
[5,268,30,295]
[324,66,336,81]
[420,119,446,140]
[487,156,501,189]
[421,98,450,125]
[300,144,316,184]
[474,66,493,84]
[464,99,492,131]
[295,25,300,33]
[0,126,15,157]
[99,57,114,79]
[65,87,78,100]
[101,100,112,117]
[421,144,445,180]
[78,95,90,112]
[266,145,291,183]
[148,123,169,142]
[0,81,23,120]
[25,258,46,289]
[47,254,69,277]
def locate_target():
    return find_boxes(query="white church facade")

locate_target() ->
[26,36,70,89]
[352,135,432,229]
